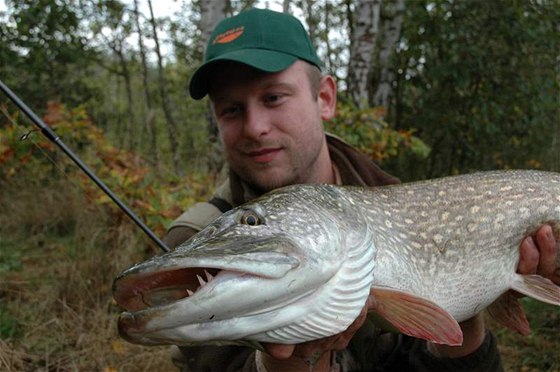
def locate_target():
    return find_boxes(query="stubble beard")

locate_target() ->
[230,137,324,194]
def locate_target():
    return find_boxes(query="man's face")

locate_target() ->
[209,61,336,193]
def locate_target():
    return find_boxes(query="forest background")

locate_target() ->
[0,0,559,370]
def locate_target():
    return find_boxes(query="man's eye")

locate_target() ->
[221,106,242,117]
[264,94,283,104]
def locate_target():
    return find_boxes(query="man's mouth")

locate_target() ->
[246,147,283,163]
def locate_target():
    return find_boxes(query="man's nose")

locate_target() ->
[243,105,272,139]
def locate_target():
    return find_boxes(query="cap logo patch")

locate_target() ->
[213,26,244,44]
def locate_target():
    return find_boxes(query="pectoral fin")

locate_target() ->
[369,287,463,346]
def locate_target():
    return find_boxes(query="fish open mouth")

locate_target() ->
[113,267,224,312]
[113,242,302,314]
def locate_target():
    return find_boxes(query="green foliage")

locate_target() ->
[1,103,213,237]
[391,0,560,180]
[325,101,430,163]
[1,0,100,109]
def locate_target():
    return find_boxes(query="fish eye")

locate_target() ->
[240,211,261,226]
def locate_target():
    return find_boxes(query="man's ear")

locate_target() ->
[318,75,337,121]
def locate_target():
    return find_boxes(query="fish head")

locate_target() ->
[113,184,375,346]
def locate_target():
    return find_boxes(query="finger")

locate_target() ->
[293,321,359,358]
[293,340,326,358]
[263,343,295,360]
[518,236,539,274]
[293,331,342,358]
[348,305,369,332]
[535,225,558,277]
[551,269,560,285]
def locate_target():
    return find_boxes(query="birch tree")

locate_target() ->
[199,0,226,172]
[133,0,159,167]
[302,0,319,44]
[112,38,135,151]
[347,0,382,108]
[199,0,227,48]
[283,0,291,13]
[372,0,405,111]
[147,0,182,175]
[104,24,135,150]
[90,1,135,150]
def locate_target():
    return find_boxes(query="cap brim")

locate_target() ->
[189,49,298,100]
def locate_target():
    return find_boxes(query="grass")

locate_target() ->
[489,298,560,372]
[0,172,558,371]
[0,176,175,371]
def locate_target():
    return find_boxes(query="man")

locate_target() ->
[165,8,559,372]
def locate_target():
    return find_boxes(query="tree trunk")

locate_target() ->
[302,0,318,43]
[147,0,182,176]
[103,34,135,151]
[323,2,334,73]
[347,0,382,108]
[372,0,405,112]
[199,0,226,173]
[133,0,159,167]
[117,47,135,151]
[283,0,290,13]
[200,0,227,48]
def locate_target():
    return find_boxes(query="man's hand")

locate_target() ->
[518,224,559,284]
[430,224,559,358]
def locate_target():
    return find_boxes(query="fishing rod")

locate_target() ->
[0,80,170,253]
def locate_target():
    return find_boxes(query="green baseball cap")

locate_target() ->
[189,8,322,100]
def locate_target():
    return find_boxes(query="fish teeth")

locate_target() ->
[190,271,215,297]
[196,274,206,287]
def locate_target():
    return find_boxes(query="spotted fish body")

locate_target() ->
[114,170,560,347]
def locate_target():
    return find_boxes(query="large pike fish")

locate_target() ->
[113,170,560,347]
